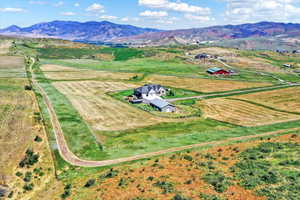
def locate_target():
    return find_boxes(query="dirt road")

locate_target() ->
[29,58,300,167]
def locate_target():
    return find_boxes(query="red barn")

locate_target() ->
[207,67,230,75]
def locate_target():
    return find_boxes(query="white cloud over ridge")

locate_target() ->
[138,0,210,14]
[223,0,300,23]
[86,3,105,13]
[140,10,168,17]
[61,12,76,16]
[0,7,25,12]
[99,15,118,20]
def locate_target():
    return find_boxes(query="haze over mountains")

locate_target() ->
[1,20,300,48]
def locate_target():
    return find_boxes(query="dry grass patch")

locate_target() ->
[0,78,59,200]
[197,98,300,126]
[228,56,285,73]
[190,47,238,56]
[144,74,272,93]
[41,64,138,81]
[235,87,300,113]
[53,81,174,131]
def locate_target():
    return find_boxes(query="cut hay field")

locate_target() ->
[53,81,174,131]
[0,56,26,78]
[143,74,272,93]
[0,40,12,55]
[235,87,300,113]
[197,98,300,127]
[41,64,139,81]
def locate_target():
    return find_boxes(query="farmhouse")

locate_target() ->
[276,49,289,54]
[150,99,176,112]
[293,50,300,54]
[282,64,294,68]
[132,84,176,112]
[134,84,167,100]
[207,67,230,75]
[195,53,209,60]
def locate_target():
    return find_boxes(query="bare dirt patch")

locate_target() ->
[197,98,300,126]
[144,74,272,93]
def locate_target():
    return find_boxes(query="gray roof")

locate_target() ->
[135,84,164,95]
[207,67,222,73]
[150,99,172,109]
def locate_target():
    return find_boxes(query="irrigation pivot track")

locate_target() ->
[29,57,300,167]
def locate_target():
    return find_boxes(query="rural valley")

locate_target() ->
[1,33,300,200]
[1,1,300,198]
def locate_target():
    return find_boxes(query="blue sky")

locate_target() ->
[1,0,300,29]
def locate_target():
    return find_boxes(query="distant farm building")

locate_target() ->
[150,99,176,113]
[293,50,300,54]
[282,64,294,68]
[134,84,167,100]
[195,53,210,60]
[294,70,300,73]
[207,67,230,75]
[276,49,289,54]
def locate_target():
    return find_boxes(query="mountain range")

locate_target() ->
[1,21,300,49]
[114,22,300,45]
[0,21,162,41]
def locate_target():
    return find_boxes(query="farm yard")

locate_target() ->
[197,98,300,126]
[33,43,300,161]
[52,80,175,131]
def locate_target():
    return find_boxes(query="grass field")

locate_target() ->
[42,58,202,76]
[197,98,300,126]
[235,87,300,113]
[42,64,139,81]
[143,74,272,93]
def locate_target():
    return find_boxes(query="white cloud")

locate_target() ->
[29,1,48,5]
[74,3,80,7]
[156,19,174,24]
[222,0,300,23]
[184,14,211,22]
[140,10,168,17]
[0,7,25,12]
[61,11,76,16]
[86,3,104,13]
[54,1,64,7]
[120,17,129,22]
[99,15,118,20]
[138,0,210,14]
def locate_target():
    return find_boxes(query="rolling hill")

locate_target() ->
[113,21,300,48]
